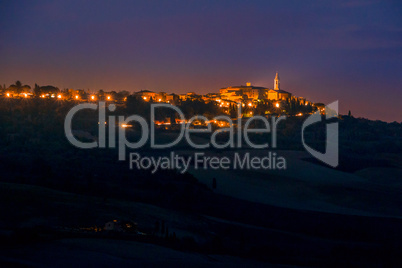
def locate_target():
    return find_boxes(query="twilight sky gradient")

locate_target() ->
[0,0,401,121]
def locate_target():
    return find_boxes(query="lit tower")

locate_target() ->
[274,72,280,90]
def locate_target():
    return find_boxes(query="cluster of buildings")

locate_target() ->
[134,72,309,107]
[219,72,291,102]
[2,73,311,108]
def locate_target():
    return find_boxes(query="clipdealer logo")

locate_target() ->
[64,101,339,172]
[302,101,339,167]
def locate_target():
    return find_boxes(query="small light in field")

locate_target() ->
[91,95,95,100]
[57,94,62,99]
[275,103,280,108]
[6,93,10,97]
[75,95,79,99]
[107,96,111,100]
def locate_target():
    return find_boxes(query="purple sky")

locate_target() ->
[0,0,401,122]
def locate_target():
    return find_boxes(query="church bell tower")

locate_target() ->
[274,72,280,90]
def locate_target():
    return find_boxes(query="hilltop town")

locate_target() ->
[0,73,317,119]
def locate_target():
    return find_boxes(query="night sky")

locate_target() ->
[1,0,401,122]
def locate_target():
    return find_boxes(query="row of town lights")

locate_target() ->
[3,93,281,109]
[6,93,30,98]
[76,95,111,100]
[142,96,163,102]
[4,93,112,100]
[218,101,279,108]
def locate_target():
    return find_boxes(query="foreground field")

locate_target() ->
[1,238,271,268]
[185,149,402,218]
[0,179,401,266]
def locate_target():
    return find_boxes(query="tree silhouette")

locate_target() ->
[9,80,31,94]
[34,84,41,96]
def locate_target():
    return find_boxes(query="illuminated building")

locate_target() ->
[220,72,292,101]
